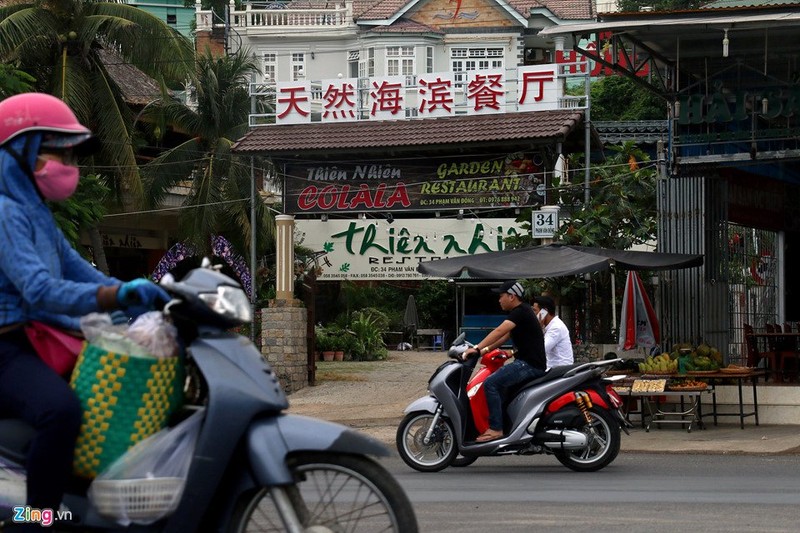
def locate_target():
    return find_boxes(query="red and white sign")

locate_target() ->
[273,64,565,125]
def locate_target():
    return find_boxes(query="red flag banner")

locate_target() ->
[619,271,660,350]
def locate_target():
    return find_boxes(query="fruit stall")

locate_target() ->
[610,343,767,430]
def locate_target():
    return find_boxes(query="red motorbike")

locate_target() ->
[397,333,631,472]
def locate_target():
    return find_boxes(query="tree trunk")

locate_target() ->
[89,226,110,275]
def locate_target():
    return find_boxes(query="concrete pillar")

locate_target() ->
[275,214,295,300]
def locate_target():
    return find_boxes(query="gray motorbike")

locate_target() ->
[397,333,629,473]
[0,260,417,532]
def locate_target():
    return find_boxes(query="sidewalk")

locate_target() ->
[286,350,800,455]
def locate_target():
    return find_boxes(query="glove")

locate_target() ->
[117,279,170,310]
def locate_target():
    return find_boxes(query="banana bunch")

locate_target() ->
[638,353,678,374]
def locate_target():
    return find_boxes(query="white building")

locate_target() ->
[195,0,598,89]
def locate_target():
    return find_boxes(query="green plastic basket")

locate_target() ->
[69,343,184,478]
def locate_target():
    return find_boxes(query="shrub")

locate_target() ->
[347,308,389,361]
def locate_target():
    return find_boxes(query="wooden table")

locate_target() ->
[696,369,767,429]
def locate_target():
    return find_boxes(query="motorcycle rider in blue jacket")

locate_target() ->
[0,92,169,524]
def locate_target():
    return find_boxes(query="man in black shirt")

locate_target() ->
[464,280,546,442]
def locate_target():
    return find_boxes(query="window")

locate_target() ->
[348,50,359,79]
[426,46,434,74]
[451,47,504,83]
[166,8,176,25]
[387,46,414,77]
[367,47,375,77]
[291,52,306,81]
[262,53,277,82]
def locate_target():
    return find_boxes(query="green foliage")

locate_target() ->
[346,308,389,361]
[0,64,35,98]
[50,174,110,256]
[590,76,666,121]
[415,280,453,330]
[0,0,195,208]
[557,142,658,250]
[141,48,275,259]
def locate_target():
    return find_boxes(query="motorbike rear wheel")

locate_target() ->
[552,406,621,472]
[396,411,457,472]
[229,452,418,532]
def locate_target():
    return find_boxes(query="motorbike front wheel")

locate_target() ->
[552,406,621,472]
[396,411,458,472]
[229,452,418,532]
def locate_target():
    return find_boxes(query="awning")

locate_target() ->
[416,244,703,279]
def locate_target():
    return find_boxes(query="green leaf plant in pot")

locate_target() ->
[315,325,335,361]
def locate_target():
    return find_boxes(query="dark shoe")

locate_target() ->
[475,429,503,442]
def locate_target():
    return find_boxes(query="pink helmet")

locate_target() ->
[0,92,93,150]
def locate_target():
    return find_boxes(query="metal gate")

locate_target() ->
[727,224,781,365]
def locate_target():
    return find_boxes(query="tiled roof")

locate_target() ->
[539,0,593,19]
[289,0,593,22]
[352,0,593,21]
[366,18,444,33]
[354,0,415,19]
[232,109,585,155]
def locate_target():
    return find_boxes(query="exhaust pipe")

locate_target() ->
[542,429,588,450]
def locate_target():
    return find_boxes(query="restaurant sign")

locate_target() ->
[295,218,525,281]
[284,152,546,214]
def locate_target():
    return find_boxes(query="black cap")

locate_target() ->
[491,280,524,298]
[534,295,556,315]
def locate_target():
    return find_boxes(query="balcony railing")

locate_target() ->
[195,0,355,32]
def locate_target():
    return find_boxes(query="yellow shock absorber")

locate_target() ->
[574,391,593,423]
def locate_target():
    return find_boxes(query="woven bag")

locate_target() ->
[69,343,184,478]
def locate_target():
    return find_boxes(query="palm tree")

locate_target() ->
[142,48,275,259]
[0,0,195,207]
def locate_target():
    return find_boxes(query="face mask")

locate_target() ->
[33,158,79,201]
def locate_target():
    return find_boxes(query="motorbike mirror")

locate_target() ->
[448,344,468,360]
[451,332,466,346]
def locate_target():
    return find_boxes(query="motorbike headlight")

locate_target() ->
[198,286,252,323]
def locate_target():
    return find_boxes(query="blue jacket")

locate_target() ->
[0,134,118,331]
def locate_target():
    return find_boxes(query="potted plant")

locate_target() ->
[315,326,335,361]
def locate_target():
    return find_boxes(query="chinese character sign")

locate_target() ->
[272,67,569,125]
[417,73,455,118]
[276,81,312,124]
[517,65,559,112]
[466,70,505,115]
[369,76,407,121]
[320,78,359,122]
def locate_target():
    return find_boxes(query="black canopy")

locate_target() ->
[416,244,703,279]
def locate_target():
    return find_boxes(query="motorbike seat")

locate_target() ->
[0,419,35,464]
[505,364,579,400]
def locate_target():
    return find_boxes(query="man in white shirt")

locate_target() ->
[534,296,574,369]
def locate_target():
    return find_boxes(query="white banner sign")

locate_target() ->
[296,218,525,280]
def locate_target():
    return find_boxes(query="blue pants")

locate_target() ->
[0,329,82,512]
[483,358,545,431]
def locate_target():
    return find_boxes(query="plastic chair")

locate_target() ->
[744,323,781,382]
[432,334,443,351]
